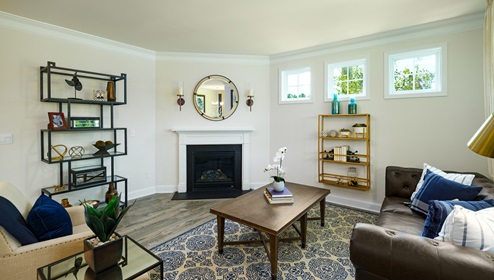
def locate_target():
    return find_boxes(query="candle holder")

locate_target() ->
[246,88,254,111]
[177,81,185,111]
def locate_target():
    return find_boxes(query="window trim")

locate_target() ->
[384,43,447,99]
[279,66,313,104]
[324,57,370,102]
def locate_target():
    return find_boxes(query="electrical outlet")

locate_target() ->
[0,133,13,144]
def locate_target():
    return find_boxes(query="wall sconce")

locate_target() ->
[177,81,185,111]
[246,88,254,111]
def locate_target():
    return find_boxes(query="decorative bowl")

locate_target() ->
[81,200,101,209]
[93,143,120,155]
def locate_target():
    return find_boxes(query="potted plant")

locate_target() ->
[82,194,135,273]
[264,147,287,191]
[339,128,351,138]
[352,123,367,138]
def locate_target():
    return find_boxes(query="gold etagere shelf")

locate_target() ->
[318,114,371,191]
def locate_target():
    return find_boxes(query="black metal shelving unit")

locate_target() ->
[39,61,128,207]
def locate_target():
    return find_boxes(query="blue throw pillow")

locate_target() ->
[0,196,38,245]
[27,195,72,241]
[422,199,494,238]
[410,170,483,215]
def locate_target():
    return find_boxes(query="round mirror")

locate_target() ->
[193,75,239,121]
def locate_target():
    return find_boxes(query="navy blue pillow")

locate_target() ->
[27,195,72,241]
[0,196,38,245]
[410,170,483,215]
[422,199,494,238]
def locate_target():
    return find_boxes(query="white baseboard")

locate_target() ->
[326,195,381,213]
[127,186,156,200]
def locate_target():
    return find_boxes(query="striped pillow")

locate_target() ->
[422,199,494,238]
[435,205,494,254]
[410,163,475,201]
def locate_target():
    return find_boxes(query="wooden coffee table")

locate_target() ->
[210,182,330,280]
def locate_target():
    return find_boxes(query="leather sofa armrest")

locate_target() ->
[350,223,494,280]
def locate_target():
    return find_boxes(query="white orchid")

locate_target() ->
[264,147,287,182]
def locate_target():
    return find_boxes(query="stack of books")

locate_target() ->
[264,187,294,204]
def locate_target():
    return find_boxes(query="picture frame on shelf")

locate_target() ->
[70,117,100,129]
[48,112,67,130]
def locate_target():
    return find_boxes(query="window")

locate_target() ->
[325,58,369,102]
[279,67,312,104]
[385,44,447,99]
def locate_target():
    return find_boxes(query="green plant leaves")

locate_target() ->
[83,193,136,242]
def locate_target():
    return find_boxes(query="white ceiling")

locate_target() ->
[0,0,486,56]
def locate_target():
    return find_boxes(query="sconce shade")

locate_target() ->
[468,113,494,158]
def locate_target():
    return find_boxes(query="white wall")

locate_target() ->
[0,18,156,204]
[270,27,487,211]
[0,12,488,212]
[154,54,271,192]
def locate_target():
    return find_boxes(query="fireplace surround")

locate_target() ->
[173,129,253,198]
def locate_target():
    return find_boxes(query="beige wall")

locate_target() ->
[270,29,486,210]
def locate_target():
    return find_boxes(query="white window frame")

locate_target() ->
[324,57,370,102]
[384,43,447,99]
[279,66,313,104]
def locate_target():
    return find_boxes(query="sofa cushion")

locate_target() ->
[422,199,494,238]
[27,195,72,241]
[411,163,475,201]
[0,196,38,245]
[410,170,482,215]
[376,211,424,235]
[435,205,494,254]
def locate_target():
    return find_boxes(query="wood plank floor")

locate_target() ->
[117,193,224,249]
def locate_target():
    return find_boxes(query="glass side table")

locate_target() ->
[37,235,163,280]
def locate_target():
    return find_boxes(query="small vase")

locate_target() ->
[106,81,116,102]
[105,183,118,203]
[272,180,285,192]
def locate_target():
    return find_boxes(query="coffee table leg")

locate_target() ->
[269,234,279,280]
[217,216,225,254]
[300,213,307,249]
[319,199,326,227]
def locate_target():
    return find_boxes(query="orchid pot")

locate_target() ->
[272,179,285,192]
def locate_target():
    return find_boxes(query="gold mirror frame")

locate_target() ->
[193,75,239,121]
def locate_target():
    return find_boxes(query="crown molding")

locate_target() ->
[157,51,270,65]
[0,11,484,65]
[0,11,156,60]
[270,12,484,63]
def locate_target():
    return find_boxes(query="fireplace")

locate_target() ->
[172,128,253,199]
[186,144,242,193]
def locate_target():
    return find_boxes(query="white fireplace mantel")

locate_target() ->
[172,128,254,193]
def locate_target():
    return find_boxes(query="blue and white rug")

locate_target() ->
[150,204,377,280]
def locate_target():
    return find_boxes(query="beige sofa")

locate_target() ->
[0,181,93,280]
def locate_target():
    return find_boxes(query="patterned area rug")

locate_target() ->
[150,204,377,280]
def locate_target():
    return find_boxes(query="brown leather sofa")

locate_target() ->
[350,166,494,280]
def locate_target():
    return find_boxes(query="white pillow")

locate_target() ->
[435,205,494,254]
[410,163,475,200]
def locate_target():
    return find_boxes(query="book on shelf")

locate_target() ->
[264,190,294,204]
[266,186,293,198]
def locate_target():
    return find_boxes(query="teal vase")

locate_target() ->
[331,94,340,114]
[348,98,357,114]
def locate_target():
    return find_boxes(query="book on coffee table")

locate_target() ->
[266,187,293,198]
[264,189,294,204]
